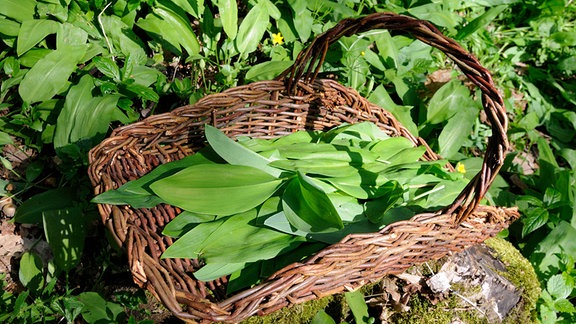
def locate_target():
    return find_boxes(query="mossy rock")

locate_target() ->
[239,236,540,324]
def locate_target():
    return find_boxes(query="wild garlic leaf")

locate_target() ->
[281,172,344,233]
[162,209,303,264]
[204,124,284,177]
[150,164,283,215]
[92,147,222,208]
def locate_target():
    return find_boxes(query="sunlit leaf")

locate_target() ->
[43,207,86,271]
[18,45,87,104]
[150,164,283,215]
[282,173,343,233]
[16,19,60,56]
[205,124,283,177]
[218,0,238,39]
[236,3,269,56]
[18,252,44,294]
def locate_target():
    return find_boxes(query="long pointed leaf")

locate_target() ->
[204,124,283,177]
[150,164,283,215]
[18,45,87,104]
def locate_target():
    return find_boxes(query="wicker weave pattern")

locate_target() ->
[88,12,519,323]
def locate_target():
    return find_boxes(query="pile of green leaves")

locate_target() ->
[95,122,468,292]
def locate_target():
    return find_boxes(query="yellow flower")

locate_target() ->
[271,32,284,45]
[361,51,365,56]
[456,162,466,174]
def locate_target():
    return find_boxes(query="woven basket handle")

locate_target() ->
[279,12,509,225]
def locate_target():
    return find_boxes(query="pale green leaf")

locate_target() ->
[162,209,303,264]
[245,60,294,82]
[345,290,370,324]
[427,80,471,124]
[150,164,283,215]
[17,19,60,56]
[282,173,344,233]
[56,22,88,47]
[236,3,269,56]
[0,0,35,22]
[456,5,507,40]
[54,75,121,148]
[18,252,44,294]
[154,7,200,55]
[219,0,238,39]
[368,85,418,136]
[18,45,87,104]
[193,262,246,281]
[311,310,336,324]
[0,18,21,37]
[204,124,283,177]
[547,274,572,300]
[438,108,478,159]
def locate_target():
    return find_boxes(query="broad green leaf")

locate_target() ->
[547,274,572,300]
[531,221,576,276]
[276,142,379,163]
[291,7,313,42]
[269,159,360,177]
[369,137,415,160]
[162,211,219,238]
[363,181,404,224]
[236,3,269,56]
[136,13,183,55]
[204,124,283,177]
[43,207,86,271]
[193,262,246,281]
[345,290,370,324]
[18,252,44,294]
[311,310,336,324]
[0,18,20,37]
[324,170,389,199]
[426,80,470,124]
[282,173,344,233]
[150,164,283,215]
[374,31,398,68]
[100,15,147,63]
[17,19,60,56]
[0,0,35,22]
[456,5,507,40]
[438,107,478,159]
[554,298,576,313]
[124,82,160,102]
[14,188,76,224]
[0,131,13,146]
[54,75,121,148]
[368,85,418,136]
[77,292,124,324]
[322,122,390,144]
[93,56,121,82]
[262,0,281,19]
[92,148,222,208]
[424,179,468,209]
[168,0,204,18]
[18,45,87,104]
[245,60,295,82]
[219,0,238,39]
[56,22,88,48]
[162,209,303,264]
[153,7,200,55]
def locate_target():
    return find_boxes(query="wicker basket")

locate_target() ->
[88,12,519,323]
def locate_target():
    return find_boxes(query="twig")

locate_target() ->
[98,2,115,61]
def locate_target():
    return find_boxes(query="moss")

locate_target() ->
[241,294,336,324]
[239,237,540,324]
[485,237,541,323]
